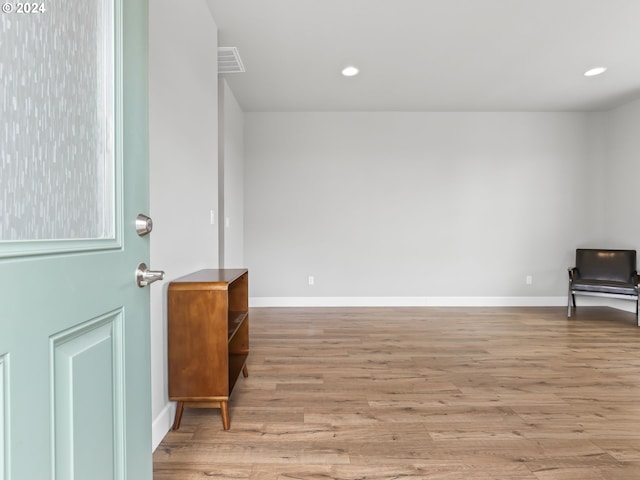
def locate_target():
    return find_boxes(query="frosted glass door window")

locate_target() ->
[0,0,115,241]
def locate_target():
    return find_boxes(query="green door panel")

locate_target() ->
[0,0,151,479]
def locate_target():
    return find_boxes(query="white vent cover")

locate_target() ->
[218,47,245,74]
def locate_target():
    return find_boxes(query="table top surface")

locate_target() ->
[169,268,248,286]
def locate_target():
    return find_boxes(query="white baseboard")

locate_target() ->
[249,296,568,307]
[151,401,175,452]
[250,295,638,315]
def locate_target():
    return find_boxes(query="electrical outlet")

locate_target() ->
[526,275,533,285]
[308,275,315,286]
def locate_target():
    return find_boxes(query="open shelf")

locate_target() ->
[228,311,248,341]
[168,269,249,430]
[228,353,249,392]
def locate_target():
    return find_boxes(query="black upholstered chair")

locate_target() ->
[568,249,640,325]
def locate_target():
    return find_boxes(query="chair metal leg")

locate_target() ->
[567,286,573,318]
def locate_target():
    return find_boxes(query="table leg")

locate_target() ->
[220,400,230,430]
[172,401,184,430]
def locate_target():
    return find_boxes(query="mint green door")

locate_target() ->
[0,0,152,479]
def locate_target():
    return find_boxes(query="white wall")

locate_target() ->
[149,0,219,449]
[600,98,640,248]
[245,112,595,306]
[219,80,245,268]
[580,112,608,246]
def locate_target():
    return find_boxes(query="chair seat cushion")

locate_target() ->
[571,279,638,296]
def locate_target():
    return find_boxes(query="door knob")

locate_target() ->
[136,263,165,287]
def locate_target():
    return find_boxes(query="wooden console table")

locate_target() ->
[168,269,249,430]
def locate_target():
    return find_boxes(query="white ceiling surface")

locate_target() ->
[207,0,640,112]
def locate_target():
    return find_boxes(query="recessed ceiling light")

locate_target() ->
[341,66,359,77]
[584,67,607,77]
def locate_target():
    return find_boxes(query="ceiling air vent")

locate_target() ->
[218,47,245,74]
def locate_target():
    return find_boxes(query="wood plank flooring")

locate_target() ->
[153,306,640,479]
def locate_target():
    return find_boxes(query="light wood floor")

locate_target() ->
[154,306,640,479]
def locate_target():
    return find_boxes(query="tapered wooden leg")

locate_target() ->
[242,364,249,378]
[172,401,184,430]
[220,400,230,430]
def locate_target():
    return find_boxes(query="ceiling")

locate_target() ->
[206,0,640,112]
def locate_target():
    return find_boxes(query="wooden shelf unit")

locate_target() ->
[168,269,249,430]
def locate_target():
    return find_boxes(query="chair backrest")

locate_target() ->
[576,249,636,283]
